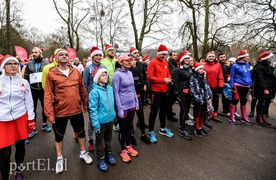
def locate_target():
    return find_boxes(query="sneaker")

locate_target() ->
[14,171,24,180]
[185,119,195,126]
[25,139,29,145]
[74,132,78,140]
[226,113,230,117]
[28,129,38,138]
[178,127,192,134]
[228,118,238,125]
[113,124,120,131]
[140,135,151,144]
[88,144,95,152]
[194,129,203,137]
[200,129,208,136]
[240,118,253,126]
[79,151,93,164]
[106,153,116,165]
[42,124,52,132]
[188,113,194,120]
[149,131,157,143]
[204,122,212,129]
[178,130,192,140]
[202,126,210,131]
[55,159,64,174]
[126,145,138,157]
[131,135,137,145]
[234,112,241,118]
[120,150,131,163]
[248,111,254,117]
[167,116,177,122]
[97,159,108,172]
[159,127,174,138]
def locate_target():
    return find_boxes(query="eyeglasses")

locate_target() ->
[5,63,19,67]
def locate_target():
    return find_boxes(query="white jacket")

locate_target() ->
[0,75,35,122]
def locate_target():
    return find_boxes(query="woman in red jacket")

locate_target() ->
[203,51,224,123]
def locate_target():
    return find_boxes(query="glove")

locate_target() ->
[264,89,269,94]
[95,129,101,136]
[27,120,36,133]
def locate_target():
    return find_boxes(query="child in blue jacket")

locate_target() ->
[88,68,117,172]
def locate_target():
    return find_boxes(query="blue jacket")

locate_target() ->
[230,62,252,88]
[83,62,106,93]
[112,68,139,117]
[223,83,232,100]
[189,72,213,104]
[88,83,116,130]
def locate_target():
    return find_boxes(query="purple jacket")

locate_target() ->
[112,68,139,117]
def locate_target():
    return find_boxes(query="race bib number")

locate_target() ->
[29,72,42,84]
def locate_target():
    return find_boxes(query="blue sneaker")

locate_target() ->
[228,118,238,125]
[106,153,116,166]
[97,159,108,172]
[149,131,157,143]
[159,127,174,137]
[42,124,52,132]
[241,118,253,126]
[28,129,38,138]
[25,139,29,145]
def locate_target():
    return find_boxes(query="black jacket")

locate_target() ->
[173,65,192,94]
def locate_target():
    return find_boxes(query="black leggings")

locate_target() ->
[52,113,85,142]
[211,88,219,112]
[31,88,47,123]
[0,140,25,180]
[178,92,191,131]
[149,91,168,131]
[118,109,135,150]
[231,86,249,105]
[135,97,146,134]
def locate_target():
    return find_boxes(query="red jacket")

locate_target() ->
[147,57,171,92]
[204,61,224,89]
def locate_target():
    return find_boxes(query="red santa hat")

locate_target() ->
[93,68,108,83]
[105,44,115,51]
[33,47,44,54]
[130,47,139,55]
[183,50,192,56]
[237,50,249,59]
[257,51,274,62]
[157,44,168,55]
[206,51,216,59]
[178,51,190,63]
[0,55,19,69]
[117,54,131,63]
[89,46,103,57]
[194,62,204,71]
[142,55,150,62]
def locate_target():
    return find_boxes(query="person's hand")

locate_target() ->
[164,78,172,84]
[264,89,269,94]
[136,106,139,110]
[95,129,101,136]
[27,120,36,133]
[231,88,236,92]
[143,85,147,91]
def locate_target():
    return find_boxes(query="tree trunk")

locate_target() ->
[202,0,209,57]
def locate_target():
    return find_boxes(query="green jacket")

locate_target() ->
[101,57,117,86]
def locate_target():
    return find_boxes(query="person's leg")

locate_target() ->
[0,146,12,180]
[95,124,105,160]
[159,92,168,129]
[178,93,186,131]
[104,122,116,166]
[136,97,146,135]
[39,89,48,124]
[237,86,253,125]
[262,99,272,125]
[87,119,95,151]
[52,117,68,157]
[125,110,135,147]
[211,88,221,122]
[14,140,25,172]
[148,91,161,132]
[31,89,39,122]
[118,116,127,150]
[256,98,265,124]
[70,113,86,151]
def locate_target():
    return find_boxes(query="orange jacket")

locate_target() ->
[204,61,224,89]
[44,66,88,122]
[147,56,171,92]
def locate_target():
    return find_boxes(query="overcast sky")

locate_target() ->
[23,0,60,34]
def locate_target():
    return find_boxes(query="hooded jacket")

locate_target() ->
[230,61,252,89]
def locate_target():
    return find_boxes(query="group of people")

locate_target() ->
[0,43,274,179]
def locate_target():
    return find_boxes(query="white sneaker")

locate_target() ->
[185,119,195,126]
[55,159,64,174]
[227,113,230,117]
[79,151,93,164]
[113,124,120,131]
[234,112,241,118]
[188,113,194,120]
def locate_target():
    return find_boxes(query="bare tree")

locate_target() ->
[52,0,90,52]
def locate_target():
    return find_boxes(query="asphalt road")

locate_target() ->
[7,99,276,180]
